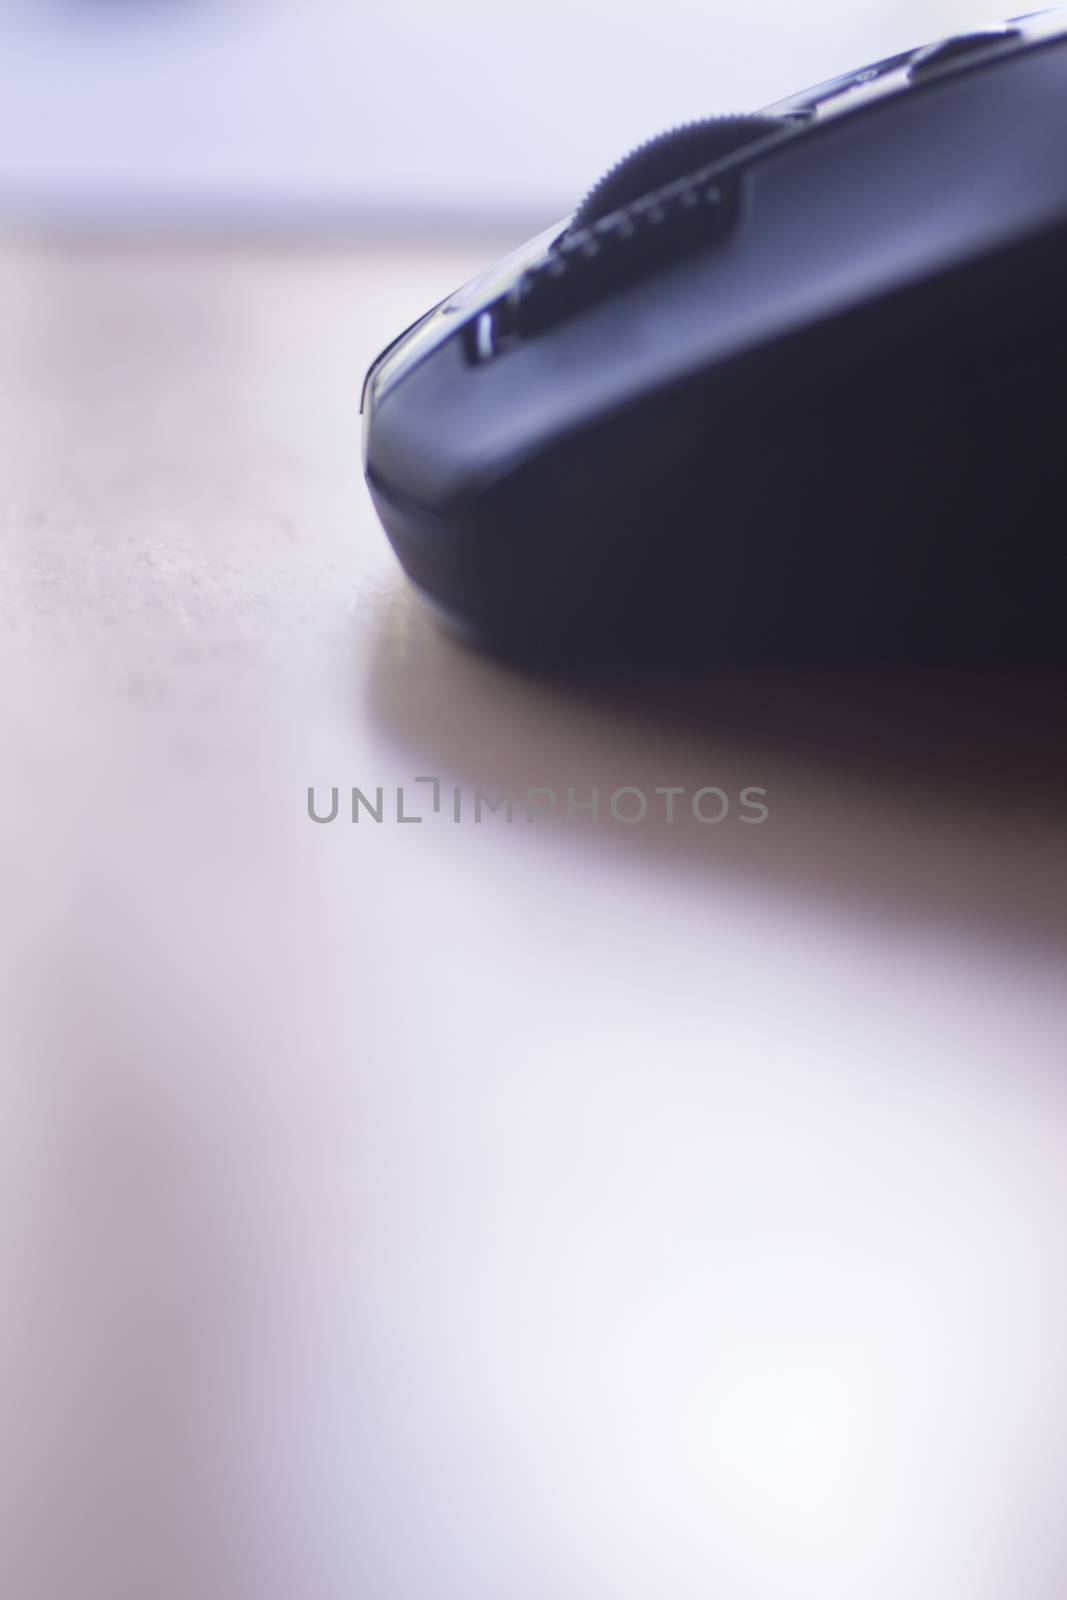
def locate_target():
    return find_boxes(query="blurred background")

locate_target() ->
[4,6,1067,1600]
[0,0,998,232]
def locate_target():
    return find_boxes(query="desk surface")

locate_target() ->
[2,235,1066,1600]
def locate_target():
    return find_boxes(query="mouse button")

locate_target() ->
[908,27,1022,81]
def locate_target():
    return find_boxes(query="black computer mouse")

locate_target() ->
[362,12,1067,667]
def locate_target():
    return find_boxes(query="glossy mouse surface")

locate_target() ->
[362,12,1067,667]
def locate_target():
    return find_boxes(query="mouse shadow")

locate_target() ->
[362,587,1067,954]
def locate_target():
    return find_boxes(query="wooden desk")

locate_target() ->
[2,234,1066,1600]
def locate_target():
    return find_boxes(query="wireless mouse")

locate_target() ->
[362,11,1067,666]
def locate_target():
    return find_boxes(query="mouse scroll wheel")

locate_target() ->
[568,115,789,233]
[495,113,791,345]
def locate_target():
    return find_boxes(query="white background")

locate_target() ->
[0,0,998,226]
